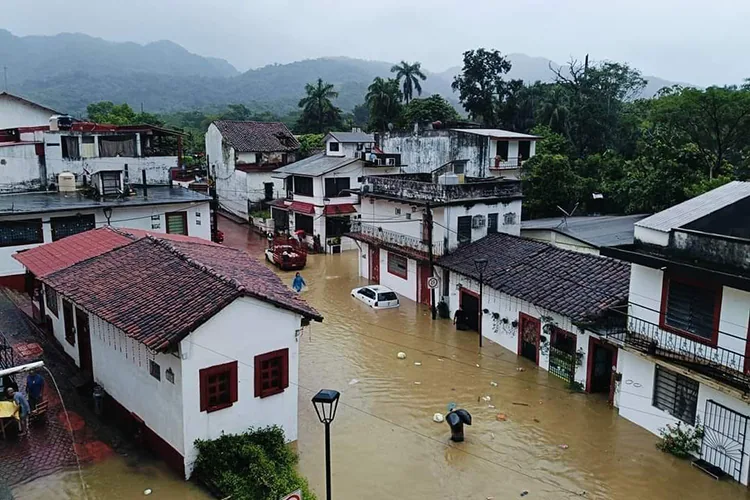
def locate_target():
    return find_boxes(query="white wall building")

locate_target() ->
[0,186,211,288]
[206,121,299,218]
[600,181,750,485]
[436,232,630,394]
[381,128,539,179]
[0,92,60,129]
[271,131,400,253]
[16,231,321,478]
[349,173,522,304]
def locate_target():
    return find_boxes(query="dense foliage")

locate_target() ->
[193,426,316,500]
[366,77,403,131]
[391,61,427,104]
[656,421,704,458]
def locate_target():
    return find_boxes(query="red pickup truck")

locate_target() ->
[264,236,307,271]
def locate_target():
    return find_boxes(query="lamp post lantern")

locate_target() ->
[312,389,340,500]
[474,258,488,349]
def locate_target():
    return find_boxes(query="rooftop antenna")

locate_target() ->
[555,202,579,229]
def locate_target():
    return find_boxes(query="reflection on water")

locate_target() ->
[13,231,750,499]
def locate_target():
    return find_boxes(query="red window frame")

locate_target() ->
[745,316,750,375]
[387,253,408,279]
[254,348,289,398]
[199,361,238,413]
[659,274,722,347]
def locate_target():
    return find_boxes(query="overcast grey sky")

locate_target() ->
[3,0,745,86]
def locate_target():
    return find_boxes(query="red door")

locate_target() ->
[418,263,431,306]
[517,313,541,365]
[369,246,380,284]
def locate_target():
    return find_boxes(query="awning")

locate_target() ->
[289,201,316,214]
[269,198,289,210]
[323,203,357,215]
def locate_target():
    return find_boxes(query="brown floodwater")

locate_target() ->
[13,222,750,499]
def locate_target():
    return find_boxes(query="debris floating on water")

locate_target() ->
[490,381,498,387]
[348,379,359,385]
[397,352,407,359]
[488,404,495,409]
[520,491,529,497]
[512,402,530,406]
[414,361,422,366]
[496,413,507,421]
[414,381,421,385]
[144,489,152,496]
[481,395,491,402]
[476,364,481,368]
[559,444,569,450]
[447,402,457,412]
[433,413,444,423]
[516,367,525,372]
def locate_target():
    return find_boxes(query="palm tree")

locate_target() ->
[298,78,341,133]
[366,77,402,131]
[390,61,427,104]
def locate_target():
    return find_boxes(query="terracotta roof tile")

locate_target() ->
[213,121,300,153]
[437,233,630,321]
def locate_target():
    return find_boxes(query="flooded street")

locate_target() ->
[12,219,750,499]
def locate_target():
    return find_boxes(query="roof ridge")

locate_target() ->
[145,236,246,293]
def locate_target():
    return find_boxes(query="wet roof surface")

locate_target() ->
[521,214,649,248]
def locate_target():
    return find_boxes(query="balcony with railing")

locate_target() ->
[489,156,526,171]
[347,220,444,258]
[361,174,522,204]
[590,307,749,393]
[359,152,402,167]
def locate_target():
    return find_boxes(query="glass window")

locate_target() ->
[51,214,95,241]
[387,253,408,279]
[200,361,238,412]
[293,176,314,196]
[45,286,59,317]
[329,142,340,152]
[149,360,161,381]
[324,177,351,198]
[663,277,719,342]
[378,292,398,301]
[165,212,188,235]
[652,366,698,425]
[254,349,289,398]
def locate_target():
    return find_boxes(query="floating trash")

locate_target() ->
[481,395,491,402]
[490,381,498,387]
[348,379,359,385]
[414,362,422,366]
[496,413,507,421]
[433,413,444,423]
[397,352,407,359]
[414,381,421,385]
[144,489,153,496]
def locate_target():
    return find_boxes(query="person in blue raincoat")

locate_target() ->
[292,272,306,293]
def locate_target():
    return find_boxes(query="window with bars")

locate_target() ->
[0,219,43,247]
[652,365,699,425]
[149,360,161,381]
[165,211,188,235]
[387,253,408,279]
[661,275,721,344]
[457,216,472,245]
[293,176,314,196]
[254,349,289,398]
[200,361,238,412]
[51,214,96,241]
[45,286,58,317]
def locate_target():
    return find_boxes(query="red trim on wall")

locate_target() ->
[254,348,289,398]
[0,274,26,292]
[387,252,408,279]
[585,337,619,402]
[517,313,541,365]
[659,273,722,347]
[458,286,479,309]
[199,361,238,413]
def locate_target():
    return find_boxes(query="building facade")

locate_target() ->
[16,232,321,478]
[348,172,522,304]
[599,181,750,485]
[380,128,539,179]
[0,92,60,129]
[206,121,299,218]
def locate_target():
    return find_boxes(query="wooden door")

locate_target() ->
[75,308,93,376]
[518,313,541,364]
[369,246,380,284]
[418,263,431,305]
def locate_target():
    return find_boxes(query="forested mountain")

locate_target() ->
[1,29,684,116]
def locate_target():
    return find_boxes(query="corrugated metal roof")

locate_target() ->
[273,153,358,177]
[521,214,649,248]
[636,181,750,232]
[453,129,541,140]
[326,131,374,143]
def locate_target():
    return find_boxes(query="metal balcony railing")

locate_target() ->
[591,308,749,393]
[362,175,521,204]
[489,157,525,170]
[358,152,402,167]
[348,221,444,257]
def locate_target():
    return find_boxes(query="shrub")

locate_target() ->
[193,426,317,500]
[656,420,704,458]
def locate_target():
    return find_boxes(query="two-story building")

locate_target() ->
[205,120,300,218]
[14,228,322,478]
[599,181,750,485]
[270,131,400,252]
[347,168,523,304]
[381,127,539,179]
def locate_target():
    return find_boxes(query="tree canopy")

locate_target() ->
[391,61,427,104]
[366,77,403,131]
[400,95,460,127]
[296,78,342,134]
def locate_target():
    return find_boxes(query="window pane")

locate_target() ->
[378,292,398,301]
[166,212,187,235]
[457,216,472,245]
[51,215,96,241]
[0,219,44,247]
[665,280,717,339]
[653,366,698,425]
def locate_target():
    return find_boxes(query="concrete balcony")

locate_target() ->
[361,174,521,205]
[347,221,444,258]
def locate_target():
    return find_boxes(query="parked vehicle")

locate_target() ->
[351,285,400,309]
[265,236,307,270]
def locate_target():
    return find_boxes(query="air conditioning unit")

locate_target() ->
[386,158,396,166]
[472,215,486,228]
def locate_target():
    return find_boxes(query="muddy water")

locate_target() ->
[13,221,750,499]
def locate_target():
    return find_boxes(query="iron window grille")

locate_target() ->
[652,365,699,425]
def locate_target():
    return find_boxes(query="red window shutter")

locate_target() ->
[281,348,289,390]
[229,361,239,404]
[199,369,208,412]
[254,353,262,398]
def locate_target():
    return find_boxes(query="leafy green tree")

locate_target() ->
[522,153,583,218]
[297,78,342,133]
[297,133,325,157]
[390,61,427,104]
[451,48,513,127]
[366,77,402,131]
[86,101,164,126]
[352,103,370,129]
[400,95,460,126]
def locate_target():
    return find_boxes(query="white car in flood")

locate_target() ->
[351,285,400,309]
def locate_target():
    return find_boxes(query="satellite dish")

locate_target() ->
[387,122,394,131]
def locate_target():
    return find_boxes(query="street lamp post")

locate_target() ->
[312,389,340,500]
[474,258,488,349]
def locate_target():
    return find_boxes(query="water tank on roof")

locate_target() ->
[49,115,73,131]
[58,172,76,193]
[438,173,459,186]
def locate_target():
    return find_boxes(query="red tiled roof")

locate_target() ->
[13,227,133,278]
[213,121,300,153]
[289,201,315,214]
[323,203,357,215]
[269,199,289,209]
[42,237,322,352]
[116,228,222,246]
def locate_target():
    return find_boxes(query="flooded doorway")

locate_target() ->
[587,337,617,399]
[369,246,380,283]
[518,313,540,364]
[76,308,92,375]
[459,288,479,331]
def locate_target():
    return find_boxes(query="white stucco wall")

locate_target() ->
[0,96,56,129]
[441,199,522,251]
[358,199,424,240]
[45,283,80,365]
[379,250,418,301]
[89,314,185,454]
[0,144,44,192]
[1,200,210,277]
[633,225,670,246]
[180,296,302,477]
[440,269,595,387]
[520,229,600,255]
